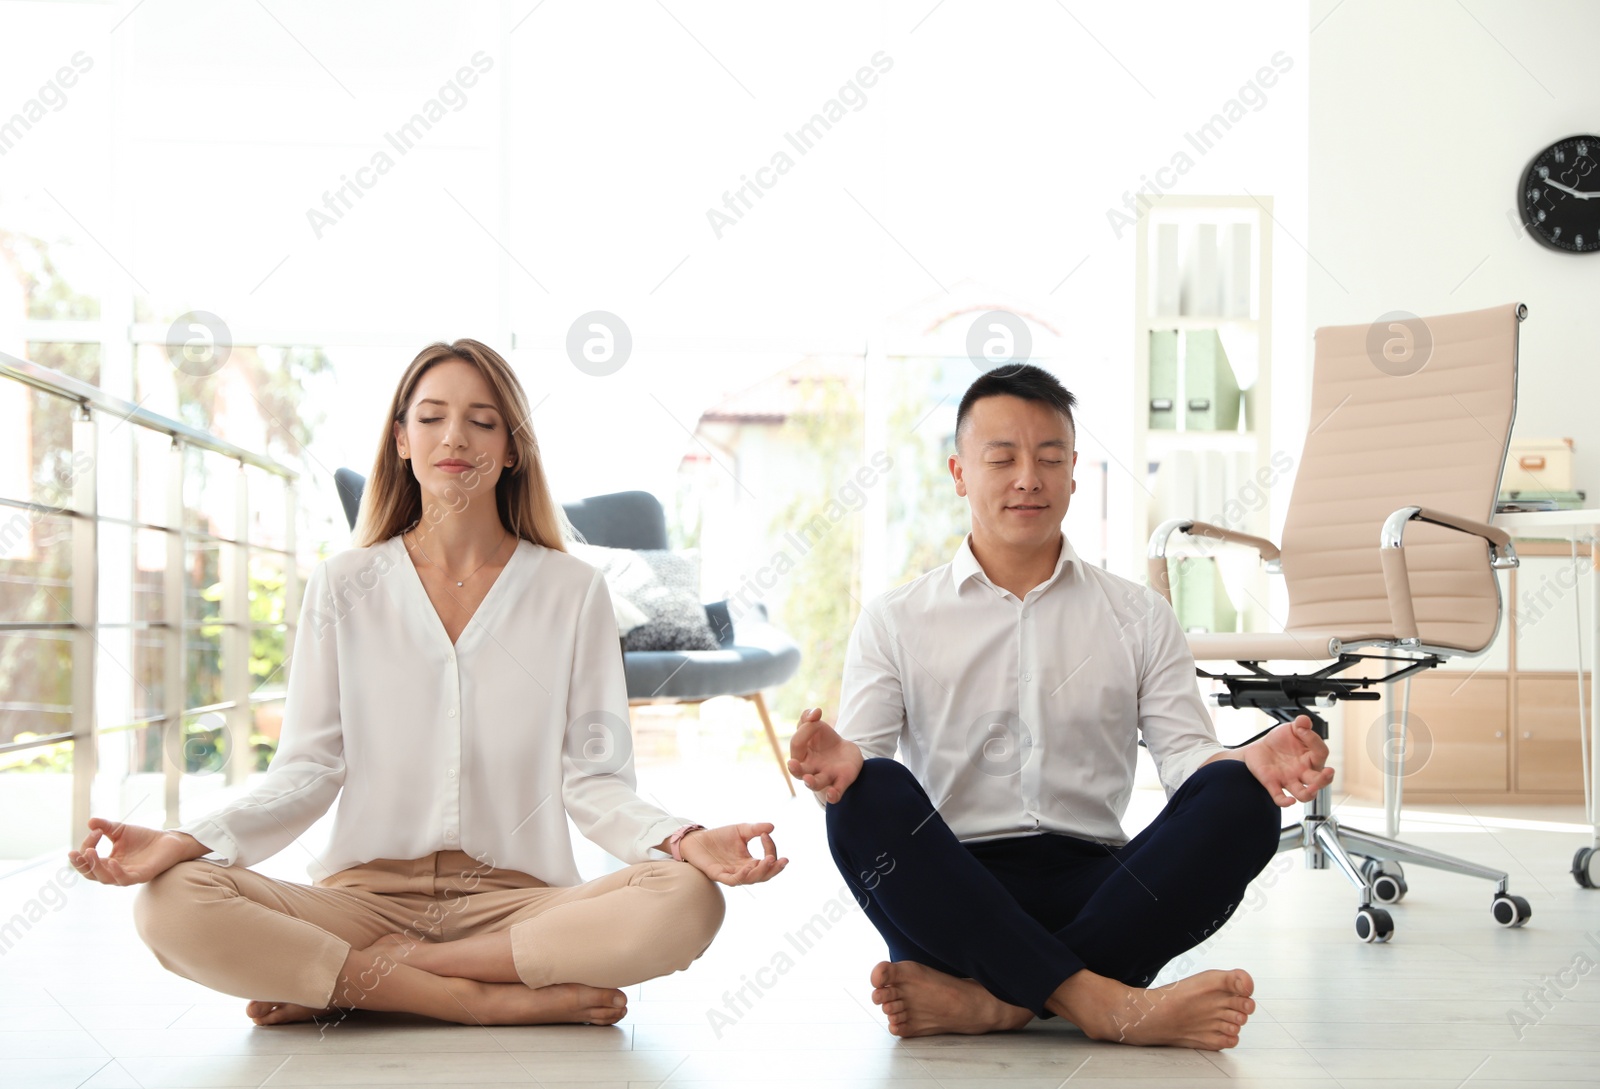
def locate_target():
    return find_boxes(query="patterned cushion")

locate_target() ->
[569,543,719,652]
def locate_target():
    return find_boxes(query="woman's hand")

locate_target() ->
[678,823,787,886]
[66,818,209,886]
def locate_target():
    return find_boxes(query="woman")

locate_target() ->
[67,338,787,1027]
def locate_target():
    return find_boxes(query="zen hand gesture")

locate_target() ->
[679,824,787,886]
[1243,716,1336,807]
[66,818,208,886]
[788,708,864,803]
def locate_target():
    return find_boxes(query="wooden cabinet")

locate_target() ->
[1514,676,1590,793]
[1399,675,1509,793]
[1343,539,1591,803]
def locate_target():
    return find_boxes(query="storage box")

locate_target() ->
[1500,437,1574,494]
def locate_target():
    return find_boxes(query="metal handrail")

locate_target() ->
[1,344,304,839]
[0,349,298,481]
[0,684,292,756]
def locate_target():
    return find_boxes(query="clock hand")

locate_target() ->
[1541,177,1595,200]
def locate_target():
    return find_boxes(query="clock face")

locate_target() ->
[1520,135,1600,253]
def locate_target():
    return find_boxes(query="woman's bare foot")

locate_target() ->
[869,960,1034,1037]
[244,1000,335,1025]
[1049,967,1256,1050]
[246,980,628,1027]
[453,978,629,1026]
[366,931,425,963]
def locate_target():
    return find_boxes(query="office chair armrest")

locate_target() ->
[1146,518,1283,604]
[1378,505,1520,643]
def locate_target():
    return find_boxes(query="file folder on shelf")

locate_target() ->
[1170,554,1238,633]
[1183,329,1241,431]
[1149,329,1178,430]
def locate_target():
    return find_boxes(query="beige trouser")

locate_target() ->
[132,851,726,1009]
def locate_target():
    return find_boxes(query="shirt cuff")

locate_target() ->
[1165,743,1230,793]
[641,814,695,862]
[174,818,234,866]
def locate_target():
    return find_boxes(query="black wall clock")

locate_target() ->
[1520,135,1600,253]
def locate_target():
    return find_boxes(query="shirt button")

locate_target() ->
[1022,672,1033,682]
[1022,610,1030,619]
[447,768,457,778]
[444,830,457,842]
[448,708,457,717]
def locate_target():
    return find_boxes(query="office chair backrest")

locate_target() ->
[1280,303,1522,652]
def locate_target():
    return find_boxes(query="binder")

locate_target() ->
[1183,329,1241,431]
[1171,554,1238,633]
[1149,329,1178,431]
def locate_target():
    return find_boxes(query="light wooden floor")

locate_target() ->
[3,752,1597,1089]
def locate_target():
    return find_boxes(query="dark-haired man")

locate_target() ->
[790,364,1331,1050]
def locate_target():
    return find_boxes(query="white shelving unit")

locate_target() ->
[1132,195,1275,633]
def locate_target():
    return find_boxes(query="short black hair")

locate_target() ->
[955,364,1077,450]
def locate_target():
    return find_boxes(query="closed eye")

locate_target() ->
[420,417,496,429]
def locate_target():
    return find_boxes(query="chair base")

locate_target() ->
[1275,763,1530,941]
[1207,690,1532,941]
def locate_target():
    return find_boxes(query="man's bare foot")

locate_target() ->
[869,960,1034,1037]
[245,1000,335,1025]
[1049,967,1255,1050]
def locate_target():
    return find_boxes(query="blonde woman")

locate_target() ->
[67,339,786,1027]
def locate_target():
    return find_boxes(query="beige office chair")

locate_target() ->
[1150,302,1531,943]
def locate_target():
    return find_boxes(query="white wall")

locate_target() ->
[1309,0,1600,489]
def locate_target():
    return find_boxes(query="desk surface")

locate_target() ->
[1492,508,1600,531]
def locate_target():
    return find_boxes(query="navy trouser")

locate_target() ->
[825,757,1283,1017]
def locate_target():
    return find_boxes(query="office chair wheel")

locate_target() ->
[1490,893,1532,927]
[1371,872,1408,904]
[1574,847,1598,890]
[1354,906,1393,943]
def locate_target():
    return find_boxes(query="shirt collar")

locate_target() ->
[950,532,1079,596]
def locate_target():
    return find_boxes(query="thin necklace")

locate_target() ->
[408,526,510,587]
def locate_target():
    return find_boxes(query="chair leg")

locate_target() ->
[1333,823,1510,892]
[1312,819,1376,902]
[749,691,796,797]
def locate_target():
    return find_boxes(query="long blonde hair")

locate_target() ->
[352,338,569,552]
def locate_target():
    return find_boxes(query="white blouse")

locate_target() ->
[179,534,692,886]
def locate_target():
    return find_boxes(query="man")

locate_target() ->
[788,364,1332,1050]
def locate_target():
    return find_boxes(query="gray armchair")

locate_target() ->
[334,470,801,794]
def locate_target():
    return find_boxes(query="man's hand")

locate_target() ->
[66,818,209,886]
[678,824,787,886]
[788,708,864,803]
[1238,715,1335,807]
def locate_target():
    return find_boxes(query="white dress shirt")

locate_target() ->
[180,535,691,886]
[836,533,1224,847]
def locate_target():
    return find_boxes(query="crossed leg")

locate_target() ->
[827,758,1281,1048]
[134,857,723,1027]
